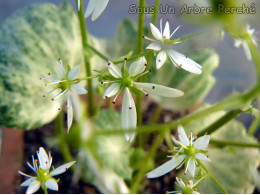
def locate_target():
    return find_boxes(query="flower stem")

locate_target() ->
[113,51,152,64]
[77,0,95,116]
[136,0,145,127]
[246,37,260,85]
[198,161,228,194]
[77,75,98,81]
[55,112,74,165]
[86,41,152,64]
[130,133,164,193]
[210,139,260,148]
[197,108,242,137]
[193,174,209,186]
[94,87,258,136]
[140,0,160,82]
[42,186,48,194]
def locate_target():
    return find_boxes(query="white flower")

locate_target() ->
[80,0,110,21]
[41,59,87,132]
[19,147,76,194]
[167,177,200,194]
[147,125,210,178]
[144,18,202,74]
[234,25,258,61]
[101,57,184,142]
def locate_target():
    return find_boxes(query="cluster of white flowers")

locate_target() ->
[101,57,184,141]
[147,125,210,178]
[41,59,87,132]
[145,18,202,74]
[167,177,200,194]
[19,147,75,194]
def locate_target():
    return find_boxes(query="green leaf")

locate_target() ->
[83,109,132,181]
[0,2,83,129]
[147,49,219,111]
[176,104,259,194]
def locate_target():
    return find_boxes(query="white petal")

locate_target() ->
[163,20,170,39]
[146,43,161,51]
[134,82,184,97]
[171,136,179,146]
[150,23,163,41]
[176,177,185,189]
[167,49,202,74]
[50,161,76,176]
[234,39,242,48]
[68,65,80,80]
[26,180,41,194]
[67,96,73,133]
[103,83,121,99]
[177,126,189,146]
[77,0,80,10]
[108,62,122,78]
[91,0,109,21]
[193,135,210,150]
[146,155,185,178]
[195,153,211,162]
[57,60,66,78]
[37,147,50,171]
[21,177,36,187]
[121,88,136,142]
[187,158,196,177]
[156,50,167,69]
[84,0,95,18]
[71,84,88,95]
[45,178,58,191]
[129,57,147,77]
[187,180,194,188]
[243,42,252,61]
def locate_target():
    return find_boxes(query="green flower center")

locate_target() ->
[184,146,195,157]
[182,187,193,194]
[121,77,132,88]
[57,79,75,91]
[37,167,50,182]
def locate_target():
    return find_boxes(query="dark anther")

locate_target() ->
[108,63,111,65]
[129,107,132,109]
[152,86,155,89]
[124,58,128,61]
[149,69,152,72]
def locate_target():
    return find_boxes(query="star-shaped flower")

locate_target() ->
[167,177,200,194]
[19,147,76,194]
[147,126,210,178]
[234,24,258,61]
[77,0,109,21]
[144,18,202,74]
[100,57,184,142]
[41,59,87,132]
